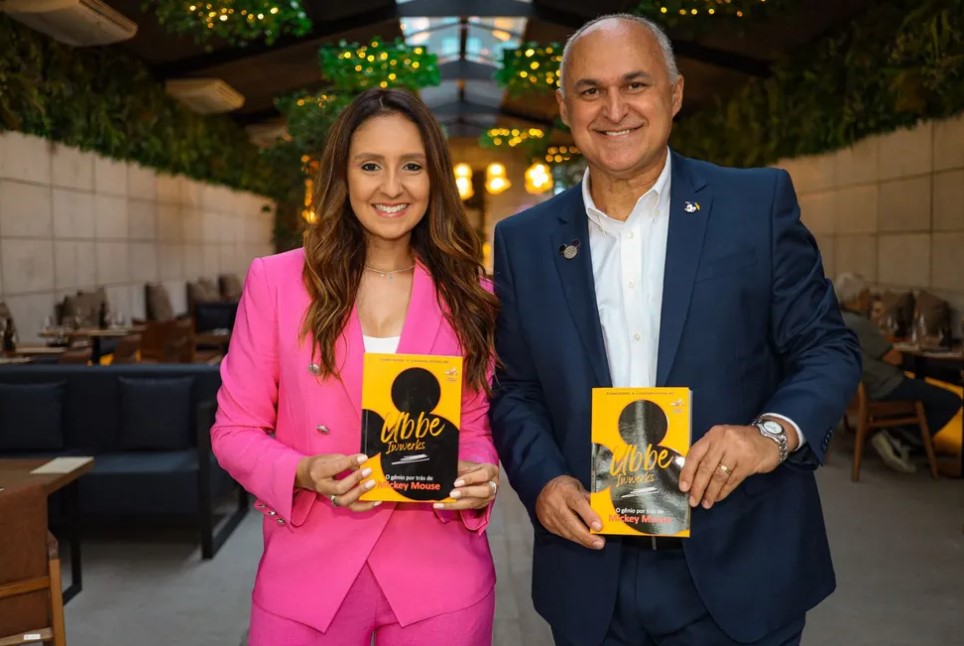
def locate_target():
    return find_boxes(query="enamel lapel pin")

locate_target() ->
[684,201,701,213]
[559,239,581,260]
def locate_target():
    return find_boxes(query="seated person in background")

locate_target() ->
[869,295,890,337]
[834,273,962,473]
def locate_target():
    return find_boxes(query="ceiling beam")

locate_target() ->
[439,60,496,81]
[155,0,770,78]
[431,100,555,127]
[155,5,399,77]
[234,96,556,128]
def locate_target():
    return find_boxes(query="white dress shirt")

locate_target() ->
[583,156,671,389]
[363,335,400,354]
[582,153,806,448]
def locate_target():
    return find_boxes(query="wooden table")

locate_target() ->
[39,327,144,363]
[0,457,94,603]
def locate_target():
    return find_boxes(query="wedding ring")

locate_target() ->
[718,463,731,476]
[330,494,339,507]
[487,481,498,495]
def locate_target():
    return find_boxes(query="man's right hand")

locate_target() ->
[296,453,380,512]
[535,475,605,550]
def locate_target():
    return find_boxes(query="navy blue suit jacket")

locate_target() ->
[490,152,861,645]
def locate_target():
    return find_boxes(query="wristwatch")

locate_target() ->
[752,417,789,463]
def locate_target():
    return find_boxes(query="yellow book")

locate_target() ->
[359,353,462,503]
[590,387,691,537]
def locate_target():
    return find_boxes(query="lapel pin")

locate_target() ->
[559,239,581,260]
[307,363,321,375]
[684,201,700,213]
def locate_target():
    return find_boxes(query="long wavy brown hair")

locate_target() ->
[301,88,498,394]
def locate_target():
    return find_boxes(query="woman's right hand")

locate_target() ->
[295,453,380,512]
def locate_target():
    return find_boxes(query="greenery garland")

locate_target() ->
[635,0,792,29]
[0,16,296,233]
[318,37,441,93]
[494,43,562,96]
[148,0,312,46]
[670,0,964,167]
[478,127,547,158]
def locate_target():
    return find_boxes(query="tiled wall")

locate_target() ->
[777,113,964,321]
[0,130,275,342]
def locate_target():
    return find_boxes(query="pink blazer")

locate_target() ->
[211,248,497,632]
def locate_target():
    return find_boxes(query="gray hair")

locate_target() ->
[833,272,868,305]
[558,13,680,95]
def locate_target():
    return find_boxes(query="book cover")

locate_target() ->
[358,353,462,503]
[590,387,691,537]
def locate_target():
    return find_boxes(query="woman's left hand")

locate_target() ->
[434,461,499,511]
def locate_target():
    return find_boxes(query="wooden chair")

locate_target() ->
[110,333,142,364]
[847,382,939,482]
[0,485,66,646]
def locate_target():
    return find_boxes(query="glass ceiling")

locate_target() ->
[397,1,530,65]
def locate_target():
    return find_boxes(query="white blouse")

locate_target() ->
[363,335,400,354]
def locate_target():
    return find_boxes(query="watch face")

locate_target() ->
[760,421,784,436]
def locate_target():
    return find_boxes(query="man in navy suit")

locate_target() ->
[490,14,861,646]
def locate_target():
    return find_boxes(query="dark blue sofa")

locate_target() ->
[0,364,247,558]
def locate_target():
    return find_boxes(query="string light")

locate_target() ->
[318,37,440,93]
[454,163,474,201]
[524,162,553,194]
[495,42,562,96]
[485,163,511,195]
[152,1,312,45]
[636,0,779,23]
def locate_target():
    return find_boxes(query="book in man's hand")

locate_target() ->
[359,353,462,503]
[590,387,691,537]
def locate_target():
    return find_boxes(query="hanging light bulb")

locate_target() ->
[524,162,553,194]
[454,163,474,201]
[486,162,511,195]
[301,176,317,223]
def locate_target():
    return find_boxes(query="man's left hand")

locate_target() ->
[679,422,790,509]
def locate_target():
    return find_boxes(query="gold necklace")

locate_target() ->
[364,263,415,281]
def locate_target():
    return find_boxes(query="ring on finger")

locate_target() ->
[330,494,339,507]
[718,463,731,477]
[487,480,498,495]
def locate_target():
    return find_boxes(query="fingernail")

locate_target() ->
[454,479,465,487]
[702,500,712,509]
[433,503,444,509]
[362,468,372,477]
[690,496,698,507]
[373,501,382,507]
[591,522,602,531]
[365,480,375,489]
[450,490,461,498]
[356,455,368,464]
[593,541,604,549]
[680,481,690,492]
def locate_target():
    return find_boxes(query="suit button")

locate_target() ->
[267,510,277,516]
[276,518,285,525]
[316,424,330,434]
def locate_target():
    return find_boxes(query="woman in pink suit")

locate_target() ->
[211,88,501,645]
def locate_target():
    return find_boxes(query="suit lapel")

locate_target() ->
[656,152,712,386]
[552,186,612,388]
[396,261,443,356]
[334,306,364,420]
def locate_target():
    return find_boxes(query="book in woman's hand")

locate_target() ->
[359,353,462,503]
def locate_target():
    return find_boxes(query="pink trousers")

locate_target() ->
[248,564,494,645]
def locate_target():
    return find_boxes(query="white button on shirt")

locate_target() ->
[583,155,671,389]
